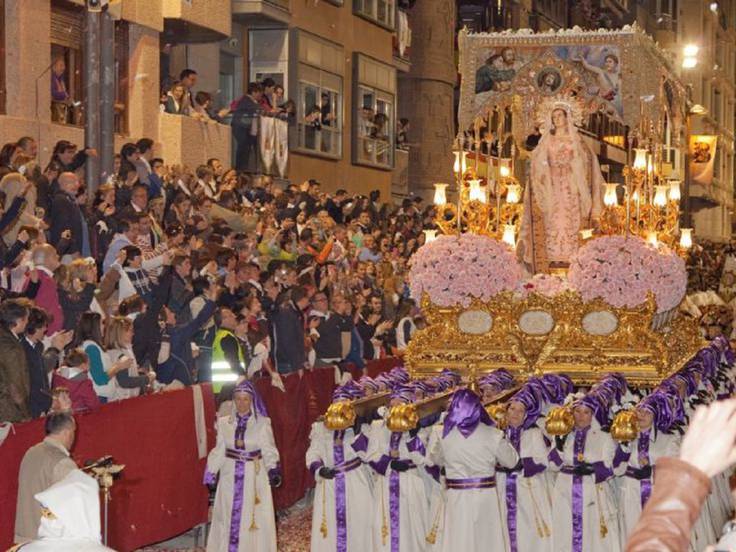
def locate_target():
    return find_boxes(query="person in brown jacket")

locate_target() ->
[0,298,32,422]
[626,398,736,552]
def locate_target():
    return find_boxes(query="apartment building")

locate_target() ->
[0,0,232,175]
[167,0,407,196]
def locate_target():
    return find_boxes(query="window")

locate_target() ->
[289,30,344,159]
[114,21,129,134]
[353,53,396,169]
[299,81,341,155]
[354,0,395,30]
[50,0,85,126]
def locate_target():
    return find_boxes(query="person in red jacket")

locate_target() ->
[23,244,64,335]
[51,349,100,413]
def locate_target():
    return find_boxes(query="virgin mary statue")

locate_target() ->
[518,102,604,273]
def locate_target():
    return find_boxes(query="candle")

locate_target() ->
[680,228,693,249]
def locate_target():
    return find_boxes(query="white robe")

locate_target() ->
[548,426,622,552]
[205,414,280,552]
[306,422,374,552]
[366,421,431,552]
[497,426,554,552]
[617,430,680,539]
[428,423,518,552]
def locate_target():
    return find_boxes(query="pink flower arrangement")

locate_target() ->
[567,235,687,313]
[409,234,522,307]
[518,274,571,298]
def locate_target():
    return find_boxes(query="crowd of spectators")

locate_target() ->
[0,133,433,425]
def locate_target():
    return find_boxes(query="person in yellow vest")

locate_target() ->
[211,307,246,392]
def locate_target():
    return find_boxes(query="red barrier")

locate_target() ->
[259,358,401,510]
[0,386,217,552]
[0,360,399,550]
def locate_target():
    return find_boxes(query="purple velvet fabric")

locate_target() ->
[227,414,249,552]
[333,430,348,552]
[443,389,493,439]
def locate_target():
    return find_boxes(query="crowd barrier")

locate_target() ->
[0,358,400,551]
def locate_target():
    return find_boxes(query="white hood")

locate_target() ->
[35,470,103,542]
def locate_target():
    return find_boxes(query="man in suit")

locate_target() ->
[14,412,78,543]
[270,286,310,375]
[49,172,89,257]
[0,299,32,423]
[24,308,53,418]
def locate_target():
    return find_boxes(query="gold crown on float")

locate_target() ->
[535,94,587,130]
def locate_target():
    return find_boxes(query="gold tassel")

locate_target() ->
[250,459,260,531]
[254,459,261,505]
[380,481,388,546]
[320,480,328,539]
[425,506,441,544]
[595,484,608,539]
[525,479,551,539]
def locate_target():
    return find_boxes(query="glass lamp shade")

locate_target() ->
[505,184,521,204]
[680,228,693,249]
[468,179,486,203]
[646,231,659,247]
[633,149,648,171]
[603,183,619,207]
[502,224,516,248]
[423,229,438,244]
[580,228,594,240]
[653,185,668,208]
[499,163,511,178]
[668,180,681,201]
[433,183,448,206]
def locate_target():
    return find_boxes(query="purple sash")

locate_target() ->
[389,432,401,552]
[572,427,589,552]
[445,476,496,489]
[333,430,348,552]
[638,431,652,508]
[228,414,249,552]
[505,427,521,552]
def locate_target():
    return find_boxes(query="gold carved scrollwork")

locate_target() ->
[406,292,703,387]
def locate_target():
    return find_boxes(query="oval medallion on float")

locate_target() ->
[582,310,619,336]
[518,310,555,335]
[457,310,493,335]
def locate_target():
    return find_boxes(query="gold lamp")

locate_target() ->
[679,228,693,249]
[433,183,448,206]
[423,229,438,244]
[468,179,485,203]
[653,185,669,208]
[505,183,521,204]
[633,149,648,171]
[603,183,619,207]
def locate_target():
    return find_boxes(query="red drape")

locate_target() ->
[0,359,400,550]
[0,386,216,552]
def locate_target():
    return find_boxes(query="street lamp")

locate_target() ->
[682,44,699,69]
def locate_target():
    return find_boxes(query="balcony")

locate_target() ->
[232,0,291,26]
[162,0,231,42]
[158,113,232,169]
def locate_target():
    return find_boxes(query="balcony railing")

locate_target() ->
[232,0,291,24]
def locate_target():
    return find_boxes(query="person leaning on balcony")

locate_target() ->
[164,81,187,115]
[230,82,264,173]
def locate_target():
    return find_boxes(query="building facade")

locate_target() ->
[1,0,405,198]
[0,0,232,178]
[164,0,407,197]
